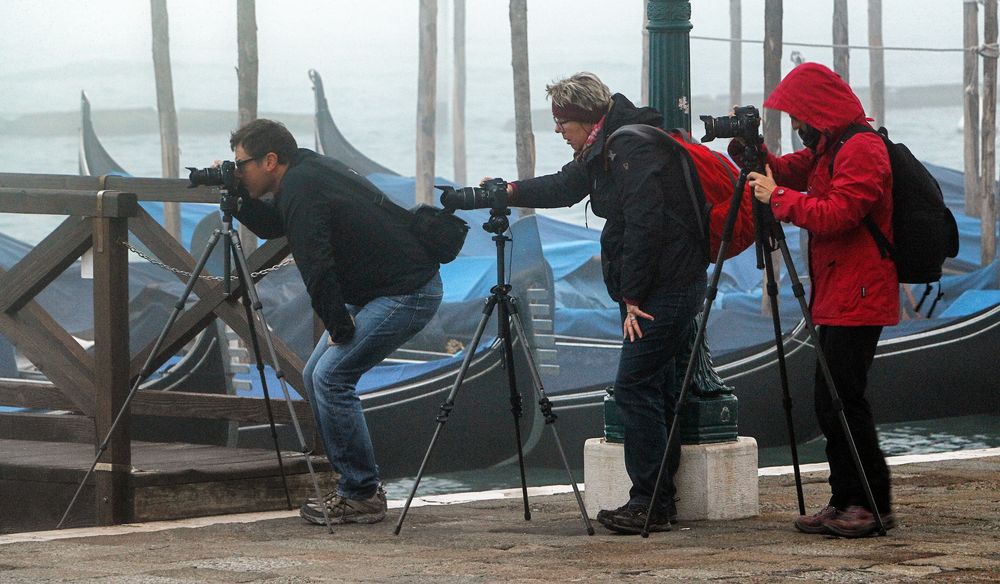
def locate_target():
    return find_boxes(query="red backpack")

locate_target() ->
[606,125,755,262]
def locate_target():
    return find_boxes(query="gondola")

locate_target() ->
[308,69,1000,471]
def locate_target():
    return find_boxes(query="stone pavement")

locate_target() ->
[0,451,997,583]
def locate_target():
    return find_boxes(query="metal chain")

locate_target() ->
[121,240,294,281]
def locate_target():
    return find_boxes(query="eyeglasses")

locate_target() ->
[235,155,262,170]
[554,118,573,131]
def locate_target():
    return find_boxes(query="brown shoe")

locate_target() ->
[825,505,879,538]
[794,505,839,534]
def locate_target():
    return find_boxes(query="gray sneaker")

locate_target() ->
[300,486,387,525]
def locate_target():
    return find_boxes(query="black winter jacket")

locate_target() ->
[234,149,439,336]
[511,94,707,304]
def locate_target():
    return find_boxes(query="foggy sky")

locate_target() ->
[0,0,964,117]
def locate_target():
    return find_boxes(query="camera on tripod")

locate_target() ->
[187,161,238,191]
[439,178,509,211]
[699,105,761,143]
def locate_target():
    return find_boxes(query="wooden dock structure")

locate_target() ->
[0,173,333,534]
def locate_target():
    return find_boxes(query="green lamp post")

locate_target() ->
[604,0,739,445]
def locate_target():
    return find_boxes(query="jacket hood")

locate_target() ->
[763,63,867,136]
[583,93,662,163]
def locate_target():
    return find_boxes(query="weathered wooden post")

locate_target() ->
[763,0,782,155]
[510,0,535,216]
[416,0,438,206]
[453,0,467,185]
[647,0,692,132]
[965,0,982,217]
[92,191,136,525]
[150,0,181,239]
[762,0,783,315]
[237,0,259,250]
[642,1,650,105]
[833,0,850,82]
[730,0,742,108]
[982,0,998,267]
[867,0,885,128]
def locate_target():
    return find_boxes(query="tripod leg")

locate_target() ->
[761,246,806,516]
[236,254,293,510]
[507,305,595,535]
[774,232,887,536]
[58,229,226,529]
[394,297,498,535]
[228,231,334,533]
[496,293,531,521]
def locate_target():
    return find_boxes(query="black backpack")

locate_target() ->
[831,125,959,284]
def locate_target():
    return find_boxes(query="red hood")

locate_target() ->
[763,63,867,136]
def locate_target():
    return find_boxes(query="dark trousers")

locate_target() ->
[613,277,706,514]
[815,325,892,513]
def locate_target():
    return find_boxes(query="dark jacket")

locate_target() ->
[234,149,439,336]
[511,94,707,304]
[754,63,898,326]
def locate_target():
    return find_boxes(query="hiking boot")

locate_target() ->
[300,486,387,526]
[300,489,338,515]
[793,505,839,534]
[597,504,675,535]
[824,505,886,538]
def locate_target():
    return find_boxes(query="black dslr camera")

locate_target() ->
[699,105,761,143]
[187,161,238,191]
[439,178,508,211]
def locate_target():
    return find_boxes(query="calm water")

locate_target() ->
[384,415,1000,499]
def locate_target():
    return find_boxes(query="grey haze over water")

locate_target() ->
[0,0,975,239]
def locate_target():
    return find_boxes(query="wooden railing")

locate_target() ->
[0,173,314,525]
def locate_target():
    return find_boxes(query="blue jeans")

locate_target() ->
[302,272,442,499]
[613,276,706,514]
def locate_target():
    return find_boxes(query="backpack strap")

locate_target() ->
[605,124,706,241]
[829,124,894,259]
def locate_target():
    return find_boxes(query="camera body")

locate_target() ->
[699,105,761,143]
[439,178,509,211]
[187,160,238,191]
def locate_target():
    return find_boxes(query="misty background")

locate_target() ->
[0,1,970,194]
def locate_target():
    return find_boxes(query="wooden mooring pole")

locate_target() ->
[416,0,438,206]
[982,0,999,268]
[237,0,259,250]
[452,0,467,185]
[833,0,850,82]
[730,0,742,108]
[762,0,783,315]
[965,0,982,217]
[510,0,535,217]
[150,0,181,239]
[867,0,885,128]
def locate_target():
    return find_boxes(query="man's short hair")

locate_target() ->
[545,72,613,115]
[230,119,298,164]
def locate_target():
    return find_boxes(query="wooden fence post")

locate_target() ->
[92,193,134,525]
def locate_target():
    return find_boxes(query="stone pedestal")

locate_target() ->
[583,436,759,521]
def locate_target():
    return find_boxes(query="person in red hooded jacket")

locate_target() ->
[737,63,898,537]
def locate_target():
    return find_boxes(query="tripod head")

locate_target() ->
[482,206,511,236]
[218,188,244,224]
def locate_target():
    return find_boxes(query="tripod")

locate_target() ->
[393,208,594,536]
[58,189,334,532]
[641,137,886,538]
